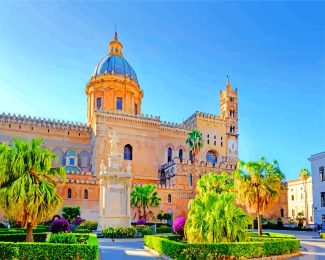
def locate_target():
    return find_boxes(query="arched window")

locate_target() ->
[179,149,183,163]
[52,148,64,166]
[189,151,193,164]
[68,188,72,199]
[124,144,132,160]
[189,174,193,186]
[168,194,172,203]
[167,147,172,162]
[206,150,217,166]
[79,150,91,168]
[84,189,88,200]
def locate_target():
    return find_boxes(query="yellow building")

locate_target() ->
[287,177,314,224]
[0,32,239,222]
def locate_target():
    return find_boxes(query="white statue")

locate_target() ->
[100,159,106,174]
[126,161,132,172]
[109,131,119,155]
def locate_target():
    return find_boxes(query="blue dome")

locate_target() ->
[92,54,139,84]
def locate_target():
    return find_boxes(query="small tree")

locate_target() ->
[299,168,311,225]
[62,206,81,223]
[185,173,250,243]
[185,129,203,165]
[0,138,66,242]
[234,157,284,236]
[131,184,161,221]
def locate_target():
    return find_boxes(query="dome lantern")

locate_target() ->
[109,31,123,57]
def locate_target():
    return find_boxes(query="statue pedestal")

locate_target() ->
[98,131,132,230]
[98,172,131,230]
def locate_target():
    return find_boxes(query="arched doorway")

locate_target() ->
[167,209,173,227]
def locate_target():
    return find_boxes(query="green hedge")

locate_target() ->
[73,228,91,233]
[156,225,173,234]
[0,227,49,234]
[102,226,136,238]
[0,233,48,242]
[0,234,98,260]
[0,243,19,259]
[144,234,300,259]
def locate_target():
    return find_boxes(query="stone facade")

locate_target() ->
[0,33,241,222]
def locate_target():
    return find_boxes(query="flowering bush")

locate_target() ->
[173,217,186,237]
[136,219,146,225]
[73,217,85,226]
[50,218,71,233]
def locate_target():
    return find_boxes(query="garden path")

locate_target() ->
[99,238,159,260]
[266,229,325,259]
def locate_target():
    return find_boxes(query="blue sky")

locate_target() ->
[0,2,324,180]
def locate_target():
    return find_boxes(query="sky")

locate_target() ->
[0,1,324,180]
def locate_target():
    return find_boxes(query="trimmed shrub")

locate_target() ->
[136,225,153,236]
[157,225,173,234]
[173,217,186,237]
[102,226,137,238]
[74,228,91,234]
[144,234,300,259]
[0,233,48,242]
[0,243,19,259]
[48,233,78,244]
[79,221,98,231]
[50,219,70,233]
[62,206,81,223]
[0,234,98,260]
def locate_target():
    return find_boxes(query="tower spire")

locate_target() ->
[114,24,118,41]
[226,75,231,89]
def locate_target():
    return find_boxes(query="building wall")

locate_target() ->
[309,152,325,224]
[286,177,313,223]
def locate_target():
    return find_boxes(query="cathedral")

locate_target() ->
[0,32,239,222]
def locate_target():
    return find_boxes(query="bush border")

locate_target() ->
[144,234,300,259]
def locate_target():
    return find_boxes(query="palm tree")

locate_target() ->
[234,157,284,236]
[185,191,249,243]
[130,184,161,221]
[299,168,311,225]
[185,129,203,165]
[196,172,233,194]
[0,138,65,242]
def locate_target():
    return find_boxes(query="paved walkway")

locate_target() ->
[266,229,325,259]
[99,238,159,260]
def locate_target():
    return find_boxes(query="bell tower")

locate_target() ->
[220,76,238,134]
[220,77,238,158]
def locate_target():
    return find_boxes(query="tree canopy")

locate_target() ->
[0,138,66,241]
[234,157,284,236]
[185,172,250,243]
[130,184,161,222]
[185,129,203,164]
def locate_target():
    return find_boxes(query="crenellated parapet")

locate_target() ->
[0,113,91,133]
[183,111,222,129]
[96,109,191,132]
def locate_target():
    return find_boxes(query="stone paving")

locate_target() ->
[99,238,159,260]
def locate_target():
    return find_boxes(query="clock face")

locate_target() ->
[228,140,237,152]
